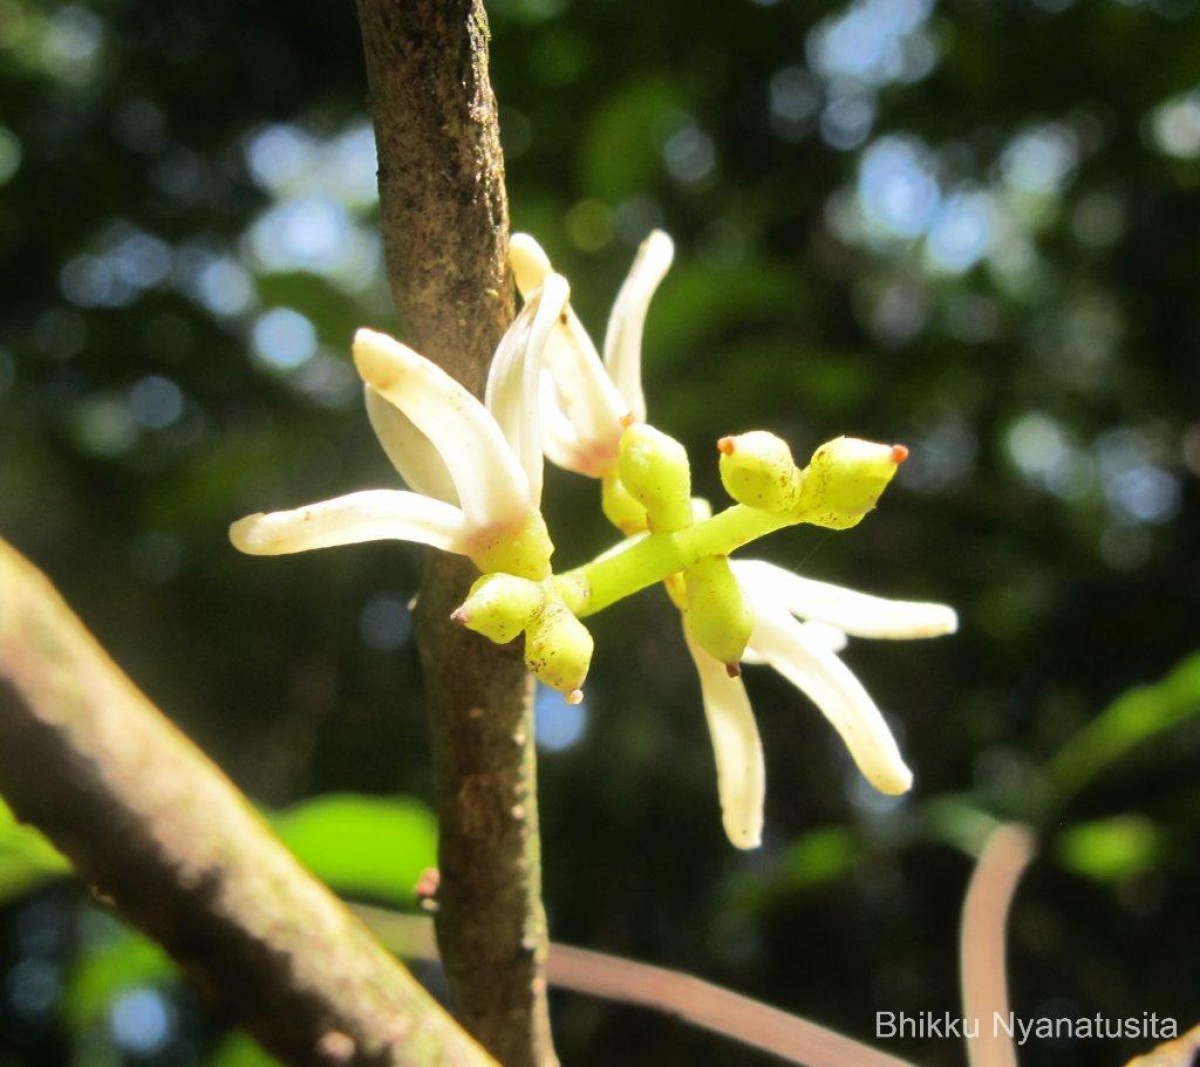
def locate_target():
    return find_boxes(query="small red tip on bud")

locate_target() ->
[890,444,909,465]
[619,413,636,428]
[725,662,741,678]
[717,436,735,455]
[566,688,584,706]
[449,608,468,625]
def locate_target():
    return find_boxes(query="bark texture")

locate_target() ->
[354,3,557,1065]
[0,538,495,1067]
[356,0,512,390]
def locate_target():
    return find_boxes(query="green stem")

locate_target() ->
[557,504,793,617]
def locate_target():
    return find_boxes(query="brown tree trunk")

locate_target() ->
[353,3,557,1065]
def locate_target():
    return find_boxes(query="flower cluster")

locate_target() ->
[231,232,956,849]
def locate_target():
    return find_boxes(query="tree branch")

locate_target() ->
[354,906,920,1067]
[0,538,495,1067]
[353,3,556,1065]
[960,824,1036,1067]
[355,0,511,390]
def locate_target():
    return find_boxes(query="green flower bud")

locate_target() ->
[524,600,594,704]
[682,555,754,672]
[618,421,693,533]
[601,469,649,536]
[717,431,802,513]
[795,436,908,530]
[451,573,545,644]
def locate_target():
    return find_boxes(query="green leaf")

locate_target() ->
[778,826,859,889]
[207,1032,282,1067]
[272,793,437,907]
[1055,815,1169,883]
[1045,652,1200,811]
[726,826,859,911]
[64,921,175,1031]
[0,798,69,903]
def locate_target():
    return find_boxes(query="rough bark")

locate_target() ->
[353,3,557,1065]
[0,538,495,1067]
[355,0,512,391]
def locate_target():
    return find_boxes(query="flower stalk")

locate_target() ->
[556,435,907,619]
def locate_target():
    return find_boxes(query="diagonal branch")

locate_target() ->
[0,537,494,1067]
[353,3,557,1065]
[355,906,920,1067]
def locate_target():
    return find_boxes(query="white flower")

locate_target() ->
[513,232,957,849]
[509,230,674,477]
[685,559,957,849]
[231,274,571,580]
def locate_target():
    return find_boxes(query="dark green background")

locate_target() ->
[2,0,1199,1063]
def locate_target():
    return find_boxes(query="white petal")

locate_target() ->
[733,559,958,640]
[683,625,765,850]
[602,230,673,423]
[509,234,627,477]
[353,329,530,530]
[538,373,593,474]
[540,311,628,476]
[750,607,913,795]
[508,233,553,298]
[742,619,846,664]
[485,273,570,506]
[230,490,469,556]
[363,386,459,505]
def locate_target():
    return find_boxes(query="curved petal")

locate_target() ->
[683,625,765,849]
[485,273,570,506]
[230,489,468,556]
[602,230,674,423]
[749,607,913,795]
[363,386,459,505]
[353,329,530,530]
[733,559,958,640]
[538,373,594,474]
[742,619,846,664]
[510,233,627,477]
[509,233,553,297]
[540,313,627,476]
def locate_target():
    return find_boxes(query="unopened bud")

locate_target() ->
[796,437,907,530]
[682,556,754,671]
[717,431,802,513]
[524,601,594,702]
[601,469,649,535]
[452,573,544,644]
[618,420,693,533]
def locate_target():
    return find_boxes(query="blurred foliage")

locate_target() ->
[0,793,434,1065]
[271,793,437,908]
[2,0,1200,1063]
